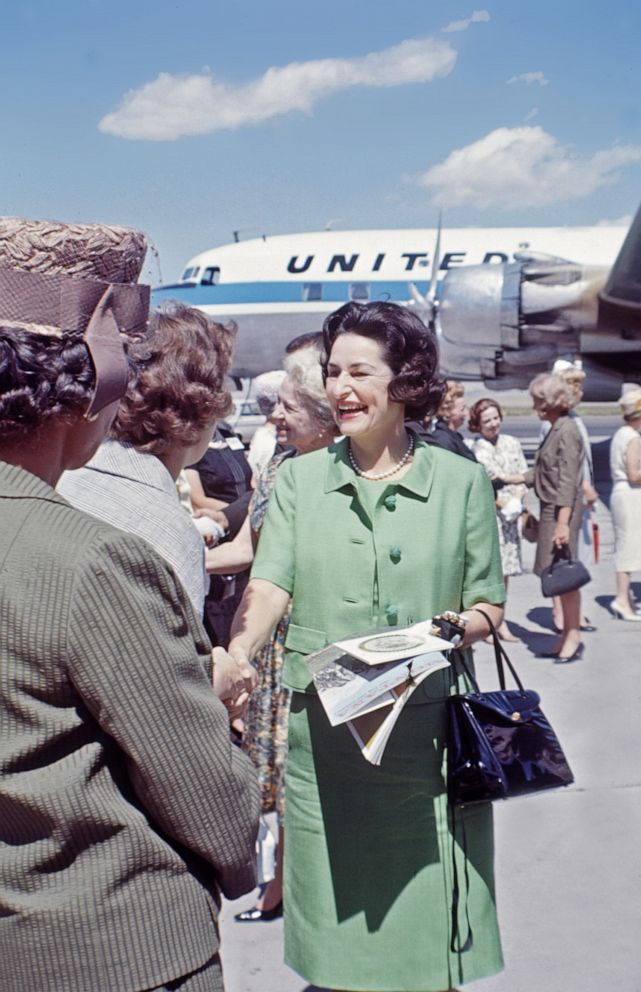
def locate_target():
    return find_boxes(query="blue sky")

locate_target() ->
[3,0,641,281]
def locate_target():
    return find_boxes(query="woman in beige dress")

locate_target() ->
[609,387,641,620]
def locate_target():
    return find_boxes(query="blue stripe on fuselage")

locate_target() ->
[151,280,432,307]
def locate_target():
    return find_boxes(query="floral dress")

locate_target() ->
[242,449,294,820]
[473,433,527,577]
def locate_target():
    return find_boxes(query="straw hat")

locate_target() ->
[0,217,149,416]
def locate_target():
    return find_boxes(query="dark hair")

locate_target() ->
[321,301,444,419]
[111,302,235,455]
[468,397,504,434]
[285,331,323,354]
[0,327,97,440]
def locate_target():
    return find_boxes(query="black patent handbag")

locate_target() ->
[540,546,591,598]
[447,610,574,807]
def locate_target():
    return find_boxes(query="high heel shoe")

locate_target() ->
[554,642,584,664]
[538,648,561,658]
[234,900,283,922]
[555,618,596,632]
[609,600,641,622]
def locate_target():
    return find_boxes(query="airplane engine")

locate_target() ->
[435,256,635,399]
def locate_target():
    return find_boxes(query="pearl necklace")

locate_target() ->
[348,435,414,481]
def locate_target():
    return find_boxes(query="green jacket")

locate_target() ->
[252,434,505,691]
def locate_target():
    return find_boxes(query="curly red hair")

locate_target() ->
[111,302,235,454]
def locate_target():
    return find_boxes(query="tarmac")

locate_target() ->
[217,426,641,992]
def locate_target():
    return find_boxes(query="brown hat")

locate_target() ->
[0,217,150,417]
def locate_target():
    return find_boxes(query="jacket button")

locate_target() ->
[386,605,399,624]
[384,494,397,510]
[390,545,401,563]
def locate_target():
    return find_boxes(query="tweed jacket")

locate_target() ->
[524,414,584,506]
[0,461,260,992]
[58,439,209,616]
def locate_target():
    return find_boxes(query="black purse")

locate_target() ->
[447,610,574,807]
[540,546,591,597]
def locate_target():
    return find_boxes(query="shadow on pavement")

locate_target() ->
[503,618,557,657]
[525,605,555,631]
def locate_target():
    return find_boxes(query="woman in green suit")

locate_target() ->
[221,301,506,992]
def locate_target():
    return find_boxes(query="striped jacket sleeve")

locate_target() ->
[66,530,260,899]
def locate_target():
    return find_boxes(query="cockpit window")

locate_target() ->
[181,266,201,282]
[201,266,220,286]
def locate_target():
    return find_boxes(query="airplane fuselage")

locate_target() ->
[152,226,627,378]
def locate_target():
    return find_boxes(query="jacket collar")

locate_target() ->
[74,439,176,496]
[323,430,436,499]
[538,414,566,449]
[0,458,68,504]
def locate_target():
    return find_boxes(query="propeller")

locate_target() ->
[408,212,442,333]
[426,211,442,317]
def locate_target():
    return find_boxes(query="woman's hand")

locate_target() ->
[553,521,570,547]
[193,507,230,527]
[212,645,257,711]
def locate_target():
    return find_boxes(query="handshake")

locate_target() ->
[211,643,257,717]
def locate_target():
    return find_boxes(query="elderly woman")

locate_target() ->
[501,373,586,662]
[218,301,506,991]
[247,369,287,479]
[59,302,233,618]
[0,217,258,992]
[548,360,598,632]
[609,387,641,620]
[469,398,527,641]
[208,343,336,922]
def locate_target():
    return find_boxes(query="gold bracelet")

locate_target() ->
[434,610,469,631]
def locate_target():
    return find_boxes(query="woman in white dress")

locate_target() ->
[609,387,641,621]
[470,398,527,641]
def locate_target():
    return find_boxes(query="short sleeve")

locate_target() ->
[462,466,506,608]
[251,457,296,594]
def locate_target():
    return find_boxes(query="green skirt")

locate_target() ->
[284,691,503,991]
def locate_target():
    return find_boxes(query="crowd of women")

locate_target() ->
[1,214,640,992]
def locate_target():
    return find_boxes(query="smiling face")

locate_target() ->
[272,375,320,453]
[478,404,502,442]
[324,332,404,442]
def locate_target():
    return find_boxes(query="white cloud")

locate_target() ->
[507,71,549,87]
[596,214,632,227]
[415,126,641,209]
[523,107,539,122]
[99,36,457,141]
[442,10,490,32]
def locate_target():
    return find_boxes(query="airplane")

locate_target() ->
[151,206,641,400]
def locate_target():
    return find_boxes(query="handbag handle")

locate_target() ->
[550,544,574,567]
[461,607,526,694]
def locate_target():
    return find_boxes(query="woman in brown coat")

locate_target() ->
[501,373,585,662]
